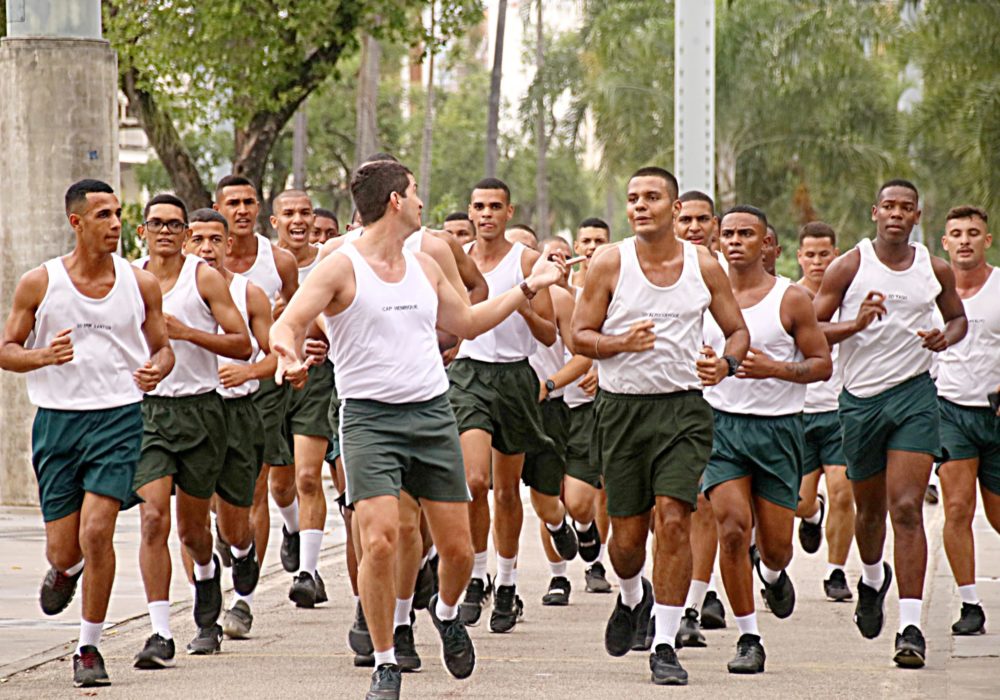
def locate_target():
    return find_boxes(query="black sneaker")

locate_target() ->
[542,576,571,606]
[366,663,402,700]
[73,645,110,687]
[231,543,259,596]
[280,526,300,573]
[193,555,223,629]
[349,601,375,655]
[289,571,317,608]
[428,593,476,679]
[186,623,223,655]
[854,562,893,639]
[459,576,492,626]
[727,633,766,674]
[214,524,232,568]
[630,579,655,651]
[575,522,601,563]
[605,577,652,656]
[951,603,986,636]
[798,492,825,554]
[700,590,727,629]
[893,625,926,668]
[823,568,853,602]
[924,484,939,504]
[649,643,688,685]
[393,625,421,672]
[134,633,176,669]
[315,571,328,604]
[489,584,523,633]
[354,653,375,667]
[675,607,706,648]
[40,566,82,615]
[755,560,796,619]
[547,519,580,561]
[413,555,438,610]
[585,562,612,593]
[222,600,254,639]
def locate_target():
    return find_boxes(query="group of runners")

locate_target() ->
[1,157,997,697]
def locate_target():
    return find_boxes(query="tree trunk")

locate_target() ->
[534,0,549,238]
[355,33,382,168]
[485,0,507,178]
[292,105,308,189]
[419,4,436,208]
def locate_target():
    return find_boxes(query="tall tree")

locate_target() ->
[355,32,383,167]
[485,0,507,177]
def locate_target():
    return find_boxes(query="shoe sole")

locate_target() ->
[893,649,925,668]
[73,678,111,688]
[651,674,688,686]
[541,598,569,606]
[678,636,707,648]
[133,657,176,669]
[489,619,517,633]
[222,623,251,639]
[186,647,221,655]
[700,617,726,630]
[397,658,421,673]
[727,665,764,674]
[952,627,986,636]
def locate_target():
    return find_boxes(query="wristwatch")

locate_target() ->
[519,280,536,300]
[545,379,556,393]
[723,354,739,377]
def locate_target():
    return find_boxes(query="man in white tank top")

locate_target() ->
[814,179,967,668]
[131,194,252,663]
[934,205,1000,637]
[570,218,611,288]
[269,160,565,699]
[701,206,832,675]
[185,209,277,640]
[793,222,856,603]
[0,180,174,688]
[572,167,750,686]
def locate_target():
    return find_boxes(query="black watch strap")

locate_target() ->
[545,379,556,392]
[723,355,739,377]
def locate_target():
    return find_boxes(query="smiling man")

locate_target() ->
[570,218,611,288]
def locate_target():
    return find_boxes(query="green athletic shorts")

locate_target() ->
[938,398,1000,495]
[447,358,551,455]
[802,410,846,474]
[340,393,470,505]
[567,402,602,488]
[253,376,292,466]
[326,367,341,463]
[219,395,265,507]
[702,410,805,511]
[135,392,227,500]
[523,398,570,497]
[31,403,143,522]
[839,372,941,482]
[594,390,713,516]
[287,360,334,445]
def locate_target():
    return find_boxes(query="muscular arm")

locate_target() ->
[549,354,592,390]
[813,250,868,345]
[519,248,557,346]
[701,251,750,363]
[172,264,253,360]
[272,244,301,303]
[435,231,488,304]
[135,269,175,385]
[571,245,650,360]
[0,268,57,372]
[741,285,831,383]
[930,256,968,348]
[220,283,277,387]
[551,285,576,354]
[270,255,352,366]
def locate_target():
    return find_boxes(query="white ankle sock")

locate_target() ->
[549,560,567,577]
[148,600,172,639]
[233,591,254,608]
[861,559,885,590]
[77,619,103,653]
[707,573,718,592]
[194,558,216,581]
[734,612,760,638]
[652,604,684,648]
[435,596,459,621]
[758,562,782,585]
[596,544,607,565]
[471,551,488,581]
[545,519,564,533]
[825,562,845,579]
[393,596,414,628]
[279,498,299,534]
[373,648,396,667]
[574,520,593,532]
[898,598,922,633]
[619,573,644,609]
[64,559,84,577]
[958,584,980,605]
[496,555,516,587]
[231,543,252,559]
[804,506,822,525]
[685,579,709,611]
[298,529,323,576]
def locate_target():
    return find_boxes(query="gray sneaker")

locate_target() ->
[186,624,223,655]
[222,600,254,639]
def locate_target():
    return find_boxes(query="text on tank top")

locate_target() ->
[325,242,449,403]
[936,267,1000,407]
[838,238,940,398]
[217,273,260,399]
[242,233,283,301]
[704,276,805,415]
[804,308,842,413]
[598,238,711,394]
[27,254,147,410]
[456,240,537,362]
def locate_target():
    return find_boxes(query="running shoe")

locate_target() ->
[893,625,926,668]
[649,643,688,685]
[231,542,259,596]
[489,584,523,633]
[755,559,796,619]
[798,493,825,554]
[542,576,571,606]
[630,579,655,651]
[280,526,300,573]
[700,590,727,629]
[548,519,579,561]
[951,603,986,636]
[73,645,110,687]
[315,571,328,604]
[575,522,601,563]
[289,571,317,608]
[675,607,706,648]
[349,600,374,655]
[133,633,175,669]
[393,625,421,672]
[459,575,492,626]
[186,624,223,655]
[584,562,612,593]
[193,555,223,629]
[428,593,476,679]
[854,562,893,639]
[727,633,766,674]
[366,663,402,700]
[222,600,254,639]
[40,566,82,615]
[823,568,853,602]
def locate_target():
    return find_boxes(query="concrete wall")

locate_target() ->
[0,37,119,505]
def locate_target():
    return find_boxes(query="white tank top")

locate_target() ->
[598,238,710,394]
[242,233,283,301]
[839,238,940,398]
[804,309,842,413]
[563,287,593,409]
[529,326,566,399]
[456,241,537,362]
[404,229,423,252]
[138,255,220,397]
[296,244,322,284]
[936,268,1000,407]
[325,243,449,403]
[27,255,147,410]
[716,250,729,272]
[704,277,805,415]
[217,273,260,399]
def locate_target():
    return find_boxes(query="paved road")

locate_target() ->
[1,491,997,698]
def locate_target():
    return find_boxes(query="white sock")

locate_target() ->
[77,619,103,653]
[231,543,252,559]
[861,559,885,590]
[734,612,760,638]
[898,598,922,633]
[758,562,782,585]
[575,520,593,532]
[496,555,516,587]
[804,507,822,525]
[596,544,607,565]
[545,519,564,533]
[958,584,980,605]
[619,572,644,609]
[352,594,360,607]
[373,648,396,667]
[471,551,488,582]
[707,573,718,593]
[393,596,414,628]
[825,562,845,579]
[549,560,568,577]
[147,600,172,639]
[652,604,684,649]
[64,559,85,577]
[194,558,217,581]
[298,529,323,576]
[435,596,459,621]
[279,498,300,534]
[233,591,254,608]
[685,579,709,611]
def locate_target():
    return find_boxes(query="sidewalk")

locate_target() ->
[0,492,997,698]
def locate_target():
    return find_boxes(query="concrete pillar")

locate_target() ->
[0,2,119,505]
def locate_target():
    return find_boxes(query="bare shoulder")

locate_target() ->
[414,249,444,279]
[826,247,861,280]
[271,243,298,268]
[782,281,816,312]
[589,242,622,274]
[422,231,451,261]
[318,236,347,261]
[131,265,160,297]
[930,254,955,281]
[14,265,49,306]
[245,279,270,308]
[519,245,542,274]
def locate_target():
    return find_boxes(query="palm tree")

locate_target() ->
[485,0,508,177]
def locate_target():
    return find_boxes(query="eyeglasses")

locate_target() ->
[143,219,187,234]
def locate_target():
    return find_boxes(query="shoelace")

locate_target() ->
[442,620,469,654]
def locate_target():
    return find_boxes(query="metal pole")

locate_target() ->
[674,1,715,198]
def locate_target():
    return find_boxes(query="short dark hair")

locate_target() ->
[314,207,339,226]
[508,223,537,237]
[722,205,768,232]
[876,178,919,202]
[766,223,779,247]
[678,190,715,214]
[144,193,188,223]
[215,175,256,200]
[799,221,836,245]
[945,205,988,225]
[628,166,679,200]
[272,189,312,211]
[190,208,229,233]
[472,177,511,203]
[579,217,610,232]
[363,152,400,164]
[65,179,114,215]
[445,211,471,223]
[539,236,571,251]
[350,160,413,226]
